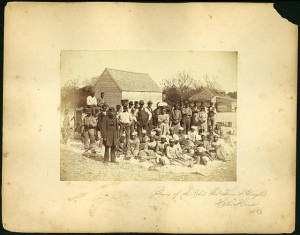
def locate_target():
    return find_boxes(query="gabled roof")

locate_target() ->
[100,68,161,92]
[189,87,219,101]
[189,87,236,101]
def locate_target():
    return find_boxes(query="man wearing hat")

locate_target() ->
[117,105,133,147]
[102,107,119,163]
[170,104,182,134]
[181,100,192,134]
[134,100,152,137]
[145,101,154,135]
[82,108,97,156]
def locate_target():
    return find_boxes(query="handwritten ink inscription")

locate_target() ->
[150,186,266,214]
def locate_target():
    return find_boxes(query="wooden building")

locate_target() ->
[189,87,237,112]
[92,68,162,108]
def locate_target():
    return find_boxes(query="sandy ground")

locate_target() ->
[60,112,237,181]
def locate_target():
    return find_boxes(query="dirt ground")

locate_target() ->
[60,112,237,181]
[60,145,236,181]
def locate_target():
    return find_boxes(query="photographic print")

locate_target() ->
[3,2,296,233]
[60,51,237,181]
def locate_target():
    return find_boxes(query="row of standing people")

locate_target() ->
[80,99,220,164]
[85,91,217,136]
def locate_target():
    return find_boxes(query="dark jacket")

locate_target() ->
[102,115,119,147]
[97,112,106,134]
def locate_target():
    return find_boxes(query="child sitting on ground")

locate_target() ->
[127,131,140,159]
[116,134,128,158]
[193,143,212,165]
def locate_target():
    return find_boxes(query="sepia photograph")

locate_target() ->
[60,51,237,181]
[3,2,296,233]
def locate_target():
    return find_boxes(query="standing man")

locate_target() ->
[82,109,97,156]
[97,92,107,107]
[132,101,140,131]
[128,101,134,113]
[181,101,192,134]
[199,101,207,113]
[198,107,207,134]
[145,101,153,135]
[135,100,152,137]
[117,105,133,147]
[116,105,122,115]
[102,107,119,163]
[86,91,97,115]
[62,108,74,144]
[170,104,182,134]
[97,105,107,148]
[207,102,217,130]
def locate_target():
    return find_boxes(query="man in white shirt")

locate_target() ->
[86,91,97,115]
[117,105,133,146]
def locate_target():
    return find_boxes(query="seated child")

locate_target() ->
[181,135,195,155]
[214,123,223,137]
[210,135,225,161]
[193,143,212,165]
[139,129,149,150]
[154,128,162,142]
[116,134,128,158]
[155,135,168,164]
[167,127,179,143]
[127,131,140,159]
[188,126,197,142]
[178,127,186,145]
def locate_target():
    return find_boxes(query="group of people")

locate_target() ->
[62,91,235,166]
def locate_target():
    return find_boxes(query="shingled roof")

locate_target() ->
[104,68,161,92]
[189,87,235,101]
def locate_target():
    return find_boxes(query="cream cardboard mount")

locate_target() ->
[2,2,297,233]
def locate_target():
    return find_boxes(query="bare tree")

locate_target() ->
[163,70,201,101]
[203,74,222,90]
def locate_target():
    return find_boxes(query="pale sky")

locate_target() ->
[61,51,237,92]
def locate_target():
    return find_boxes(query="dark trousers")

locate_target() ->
[120,123,130,146]
[147,121,153,135]
[104,145,116,162]
[182,116,191,134]
[207,116,215,129]
[87,105,96,115]
[137,121,148,137]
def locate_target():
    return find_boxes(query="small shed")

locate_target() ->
[92,68,162,108]
[189,87,237,112]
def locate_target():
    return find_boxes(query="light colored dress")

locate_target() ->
[158,113,170,136]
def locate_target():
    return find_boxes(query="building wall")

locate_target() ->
[216,97,235,112]
[93,70,122,108]
[122,91,162,105]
